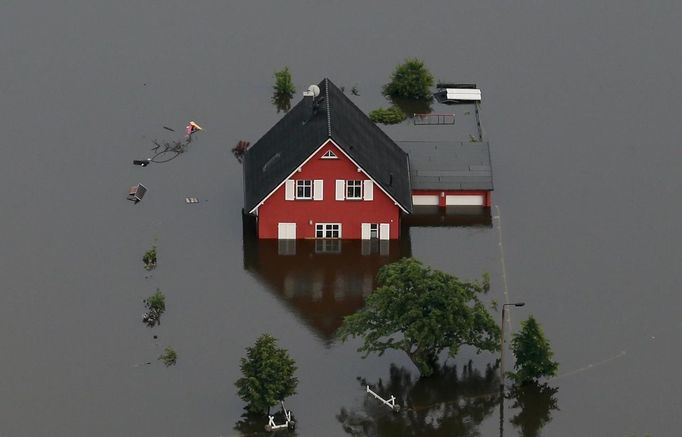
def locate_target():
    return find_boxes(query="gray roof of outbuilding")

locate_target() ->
[244,79,412,213]
[398,141,494,191]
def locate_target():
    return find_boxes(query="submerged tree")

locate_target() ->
[235,334,298,414]
[338,258,500,377]
[510,316,559,384]
[272,67,296,113]
[382,59,434,101]
[159,346,177,367]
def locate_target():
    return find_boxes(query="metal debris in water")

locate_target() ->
[366,385,401,413]
[127,183,147,204]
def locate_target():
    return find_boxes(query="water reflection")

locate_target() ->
[337,363,500,437]
[234,410,299,437]
[272,92,293,113]
[243,221,411,343]
[508,383,559,437]
[242,209,491,343]
[389,97,433,119]
[404,206,492,228]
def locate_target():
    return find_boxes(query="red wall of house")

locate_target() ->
[257,141,401,239]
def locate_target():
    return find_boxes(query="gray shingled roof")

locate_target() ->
[244,79,412,213]
[398,141,493,191]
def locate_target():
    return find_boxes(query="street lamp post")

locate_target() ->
[499,302,525,389]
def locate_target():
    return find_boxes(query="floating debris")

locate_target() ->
[142,311,160,327]
[133,159,151,167]
[127,183,147,204]
[162,126,175,132]
[232,140,251,163]
[185,197,199,204]
[185,121,203,141]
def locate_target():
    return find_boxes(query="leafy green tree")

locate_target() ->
[159,346,177,366]
[338,258,500,377]
[382,59,434,101]
[235,334,298,414]
[510,316,558,384]
[369,106,407,125]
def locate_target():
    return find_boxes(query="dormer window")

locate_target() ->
[321,150,338,159]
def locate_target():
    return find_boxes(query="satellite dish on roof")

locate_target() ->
[308,84,320,97]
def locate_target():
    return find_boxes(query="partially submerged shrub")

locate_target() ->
[143,289,166,327]
[159,346,177,366]
[143,246,157,270]
[369,106,407,125]
[273,67,295,97]
[383,58,434,101]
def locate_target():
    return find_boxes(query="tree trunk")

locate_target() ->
[406,348,438,377]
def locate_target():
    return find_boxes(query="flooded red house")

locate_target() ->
[243,78,493,240]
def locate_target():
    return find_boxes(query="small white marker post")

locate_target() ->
[366,385,401,413]
[264,401,295,432]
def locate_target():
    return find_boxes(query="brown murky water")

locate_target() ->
[1,2,681,436]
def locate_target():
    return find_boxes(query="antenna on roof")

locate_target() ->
[303,84,320,98]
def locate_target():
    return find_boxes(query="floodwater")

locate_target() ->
[1,1,681,436]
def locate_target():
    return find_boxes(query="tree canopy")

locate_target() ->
[272,67,295,113]
[510,316,558,384]
[338,258,500,377]
[235,334,298,414]
[382,59,434,101]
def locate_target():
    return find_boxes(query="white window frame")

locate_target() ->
[321,150,338,159]
[346,180,363,199]
[295,180,313,199]
[315,223,341,239]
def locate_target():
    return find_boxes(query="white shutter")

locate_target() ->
[335,180,345,201]
[361,223,371,240]
[363,180,373,200]
[313,180,323,200]
[379,223,390,240]
[285,180,294,200]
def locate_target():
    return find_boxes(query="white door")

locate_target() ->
[277,223,296,239]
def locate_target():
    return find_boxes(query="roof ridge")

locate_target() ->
[325,77,331,137]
